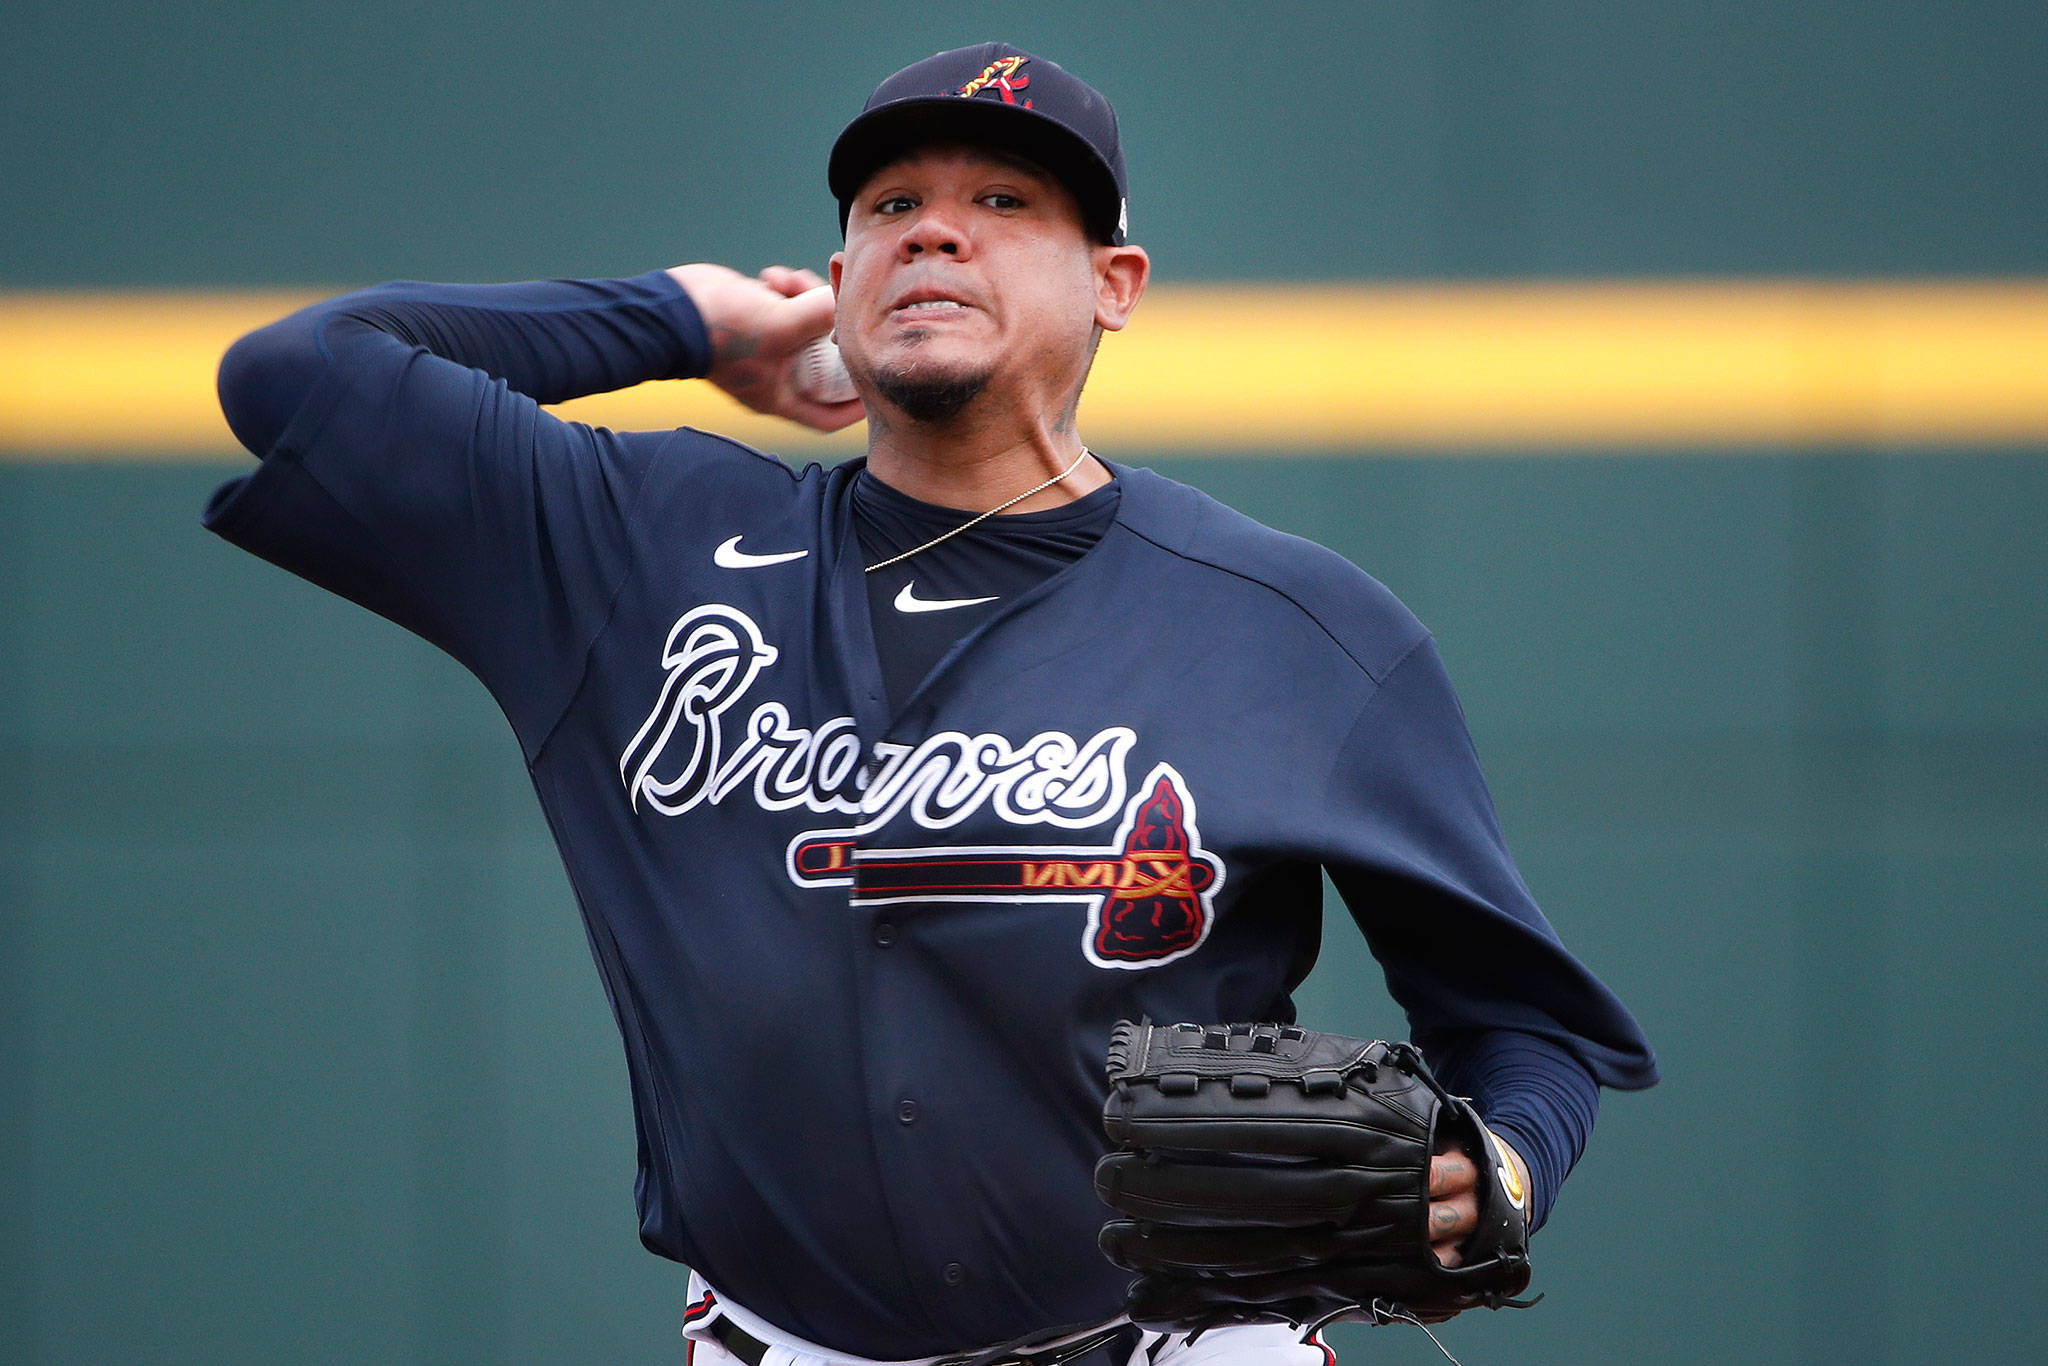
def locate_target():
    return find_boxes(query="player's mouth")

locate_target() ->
[886,290,978,326]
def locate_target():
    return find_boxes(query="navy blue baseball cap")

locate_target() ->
[829,43,1129,246]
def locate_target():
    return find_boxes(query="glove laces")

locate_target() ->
[1290,1293,1541,1366]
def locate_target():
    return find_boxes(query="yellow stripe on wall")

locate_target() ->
[4,281,2046,459]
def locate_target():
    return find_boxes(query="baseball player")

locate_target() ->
[208,44,1656,1366]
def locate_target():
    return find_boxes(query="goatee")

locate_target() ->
[874,367,992,425]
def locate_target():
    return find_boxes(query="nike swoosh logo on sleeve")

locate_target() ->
[714,536,810,569]
[893,582,998,614]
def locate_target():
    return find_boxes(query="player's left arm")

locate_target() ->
[1317,632,1658,1240]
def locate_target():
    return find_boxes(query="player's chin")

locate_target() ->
[868,351,997,425]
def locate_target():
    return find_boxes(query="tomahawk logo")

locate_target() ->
[954,55,1031,106]
[789,763,1223,970]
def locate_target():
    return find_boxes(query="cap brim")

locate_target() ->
[829,98,1123,245]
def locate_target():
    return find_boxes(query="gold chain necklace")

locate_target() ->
[862,447,1093,574]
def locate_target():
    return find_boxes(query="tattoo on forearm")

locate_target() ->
[709,325,759,367]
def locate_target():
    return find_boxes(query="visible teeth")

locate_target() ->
[902,300,965,311]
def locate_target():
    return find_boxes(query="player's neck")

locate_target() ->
[863,415,1109,515]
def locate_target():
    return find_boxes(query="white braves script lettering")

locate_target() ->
[621,605,1135,831]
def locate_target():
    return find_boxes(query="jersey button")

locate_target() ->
[872,920,897,947]
[942,1262,966,1287]
[897,1099,918,1126]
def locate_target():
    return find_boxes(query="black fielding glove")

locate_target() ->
[1095,1021,1537,1334]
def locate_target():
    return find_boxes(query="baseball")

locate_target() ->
[794,334,857,404]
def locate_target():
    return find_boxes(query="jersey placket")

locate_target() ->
[823,479,1134,1338]
[823,491,982,1331]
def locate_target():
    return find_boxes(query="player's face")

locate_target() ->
[830,143,1145,425]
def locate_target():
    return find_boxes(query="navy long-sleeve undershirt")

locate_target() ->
[217,270,708,459]
[1435,1028,1599,1231]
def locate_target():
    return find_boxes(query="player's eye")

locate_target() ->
[980,191,1024,211]
[874,193,917,215]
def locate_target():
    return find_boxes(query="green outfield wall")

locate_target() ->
[4,3,2046,1364]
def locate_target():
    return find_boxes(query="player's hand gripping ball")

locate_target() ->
[663,266,862,432]
[1095,1021,1538,1334]
[794,333,858,405]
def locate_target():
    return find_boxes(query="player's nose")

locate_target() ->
[898,206,970,261]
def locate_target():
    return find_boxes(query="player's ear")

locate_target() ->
[829,251,845,294]
[1093,244,1149,332]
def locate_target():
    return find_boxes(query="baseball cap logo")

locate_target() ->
[953,54,1032,107]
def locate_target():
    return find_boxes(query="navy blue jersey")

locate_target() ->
[207,274,1655,1359]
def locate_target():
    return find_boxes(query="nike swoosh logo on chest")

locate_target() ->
[894,582,998,614]
[715,536,810,569]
